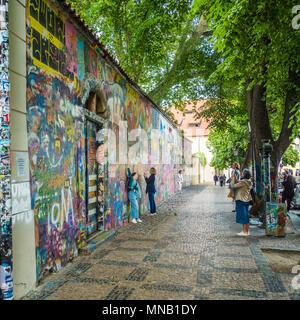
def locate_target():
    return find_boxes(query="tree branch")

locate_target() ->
[274,70,300,158]
[149,15,209,101]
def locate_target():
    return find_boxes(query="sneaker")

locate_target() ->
[237,231,248,236]
[152,212,157,215]
[137,218,142,222]
[132,218,137,224]
[232,209,236,212]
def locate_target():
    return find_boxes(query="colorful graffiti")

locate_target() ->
[26,0,189,281]
[266,202,287,237]
[27,66,86,279]
[0,0,12,300]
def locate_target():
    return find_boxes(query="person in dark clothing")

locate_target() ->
[144,167,157,215]
[220,174,226,187]
[214,175,218,185]
[219,175,225,187]
[282,175,296,212]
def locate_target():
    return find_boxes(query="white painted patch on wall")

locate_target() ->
[11,210,34,226]
[11,182,31,215]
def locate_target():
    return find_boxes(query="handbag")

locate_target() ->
[227,188,234,199]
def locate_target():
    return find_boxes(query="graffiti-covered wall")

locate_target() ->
[26,0,189,281]
[0,0,12,300]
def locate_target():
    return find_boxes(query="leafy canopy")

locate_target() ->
[282,145,300,167]
[192,0,300,169]
[68,0,219,106]
[207,114,249,170]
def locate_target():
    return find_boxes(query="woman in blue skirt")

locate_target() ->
[230,169,252,236]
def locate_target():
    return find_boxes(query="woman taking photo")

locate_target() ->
[127,168,142,223]
[144,167,157,215]
[230,169,252,236]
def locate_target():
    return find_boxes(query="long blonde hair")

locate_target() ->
[150,167,156,175]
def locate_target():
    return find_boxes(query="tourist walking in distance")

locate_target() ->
[127,168,142,223]
[281,175,297,212]
[176,169,184,193]
[230,169,252,236]
[231,162,241,212]
[214,174,218,186]
[144,167,157,215]
[219,174,225,187]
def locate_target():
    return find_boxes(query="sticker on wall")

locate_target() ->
[15,152,26,178]
[0,0,12,301]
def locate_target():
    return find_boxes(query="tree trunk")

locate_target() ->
[242,143,252,169]
[246,69,300,204]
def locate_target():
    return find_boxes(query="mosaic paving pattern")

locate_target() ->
[22,185,300,300]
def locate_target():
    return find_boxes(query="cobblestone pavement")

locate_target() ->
[23,185,300,300]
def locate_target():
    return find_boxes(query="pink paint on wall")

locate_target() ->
[65,20,78,77]
[90,49,97,78]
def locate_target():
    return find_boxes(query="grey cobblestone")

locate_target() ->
[140,283,192,293]
[210,288,267,298]
[153,263,192,270]
[261,274,286,293]
[214,267,258,274]
[25,279,69,300]
[117,247,151,252]
[72,278,118,285]
[143,252,161,262]
[97,260,139,267]
[22,185,300,300]
[64,263,92,277]
[197,270,212,286]
[217,253,253,259]
[125,268,150,282]
[91,250,111,259]
[105,286,134,300]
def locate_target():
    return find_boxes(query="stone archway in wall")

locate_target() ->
[80,73,109,120]
[80,73,109,237]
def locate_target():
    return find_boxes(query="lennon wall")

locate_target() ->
[26,0,187,281]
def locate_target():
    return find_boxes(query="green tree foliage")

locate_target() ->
[282,145,300,167]
[207,114,249,170]
[192,0,300,174]
[68,0,300,177]
[68,0,219,106]
[194,151,207,166]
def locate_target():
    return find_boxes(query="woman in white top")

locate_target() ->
[176,170,184,193]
